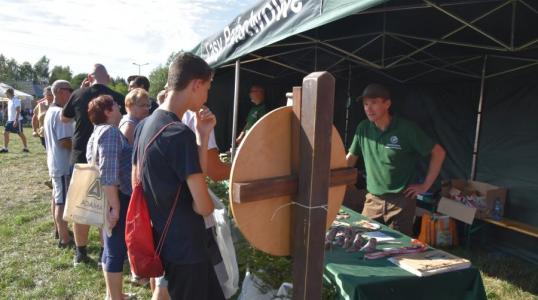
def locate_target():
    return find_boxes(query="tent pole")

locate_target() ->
[385,0,511,68]
[326,34,383,71]
[423,0,511,50]
[358,0,503,15]
[516,38,538,51]
[471,55,487,180]
[250,53,309,74]
[382,9,387,67]
[315,45,318,71]
[402,55,482,82]
[344,65,352,146]
[221,46,315,68]
[231,59,241,160]
[299,34,383,69]
[388,31,507,52]
[510,0,516,50]
[486,61,538,79]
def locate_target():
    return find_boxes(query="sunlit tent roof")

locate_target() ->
[193,0,538,82]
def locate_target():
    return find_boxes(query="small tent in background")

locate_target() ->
[0,82,35,108]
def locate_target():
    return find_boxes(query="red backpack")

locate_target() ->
[125,122,180,278]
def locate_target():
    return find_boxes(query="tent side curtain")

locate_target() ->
[192,0,387,67]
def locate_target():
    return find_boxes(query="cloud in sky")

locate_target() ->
[0,0,258,79]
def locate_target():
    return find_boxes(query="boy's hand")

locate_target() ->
[195,106,216,137]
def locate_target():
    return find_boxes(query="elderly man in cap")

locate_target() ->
[346,83,446,236]
[61,63,125,266]
[44,80,75,248]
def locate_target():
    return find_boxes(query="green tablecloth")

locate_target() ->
[324,207,487,300]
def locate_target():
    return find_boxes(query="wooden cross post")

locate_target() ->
[292,72,335,299]
[230,71,357,299]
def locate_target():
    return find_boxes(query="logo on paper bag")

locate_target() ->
[80,179,104,211]
[87,179,103,200]
[385,135,402,150]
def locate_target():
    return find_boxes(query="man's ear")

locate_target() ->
[192,79,204,92]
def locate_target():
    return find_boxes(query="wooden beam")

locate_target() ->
[292,72,335,300]
[483,217,538,238]
[232,174,297,204]
[232,167,357,203]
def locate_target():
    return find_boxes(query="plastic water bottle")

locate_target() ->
[491,198,503,220]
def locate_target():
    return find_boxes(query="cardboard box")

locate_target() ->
[437,180,507,224]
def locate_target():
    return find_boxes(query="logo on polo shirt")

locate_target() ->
[385,135,402,150]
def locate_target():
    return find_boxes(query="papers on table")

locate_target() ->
[388,249,471,277]
[361,231,396,242]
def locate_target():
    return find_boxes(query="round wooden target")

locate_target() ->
[230,106,347,256]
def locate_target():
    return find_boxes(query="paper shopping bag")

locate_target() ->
[63,163,106,226]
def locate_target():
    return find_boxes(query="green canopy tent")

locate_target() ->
[192,0,538,257]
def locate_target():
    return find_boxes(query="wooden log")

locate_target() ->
[231,167,357,203]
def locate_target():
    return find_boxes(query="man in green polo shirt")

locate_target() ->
[346,84,446,236]
[236,85,267,144]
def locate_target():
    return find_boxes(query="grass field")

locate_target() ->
[1,134,537,299]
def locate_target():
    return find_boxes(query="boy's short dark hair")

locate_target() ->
[5,88,14,96]
[167,52,213,92]
[129,76,150,91]
[127,75,138,83]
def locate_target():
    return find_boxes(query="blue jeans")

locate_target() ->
[102,192,130,272]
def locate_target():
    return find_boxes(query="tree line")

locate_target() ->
[0,53,170,98]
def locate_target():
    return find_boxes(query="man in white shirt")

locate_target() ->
[1,88,29,153]
[44,80,75,247]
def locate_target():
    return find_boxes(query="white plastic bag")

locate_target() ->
[238,271,275,300]
[209,189,239,299]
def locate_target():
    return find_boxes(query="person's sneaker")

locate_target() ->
[129,274,149,286]
[22,148,30,153]
[73,251,90,267]
[123,293,137,300]
[58,239,75,249]
[104,293,137,300]
[0,148,8,153]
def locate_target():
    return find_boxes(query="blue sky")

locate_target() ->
[0,0,259,79]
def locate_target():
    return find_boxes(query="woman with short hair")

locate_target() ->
[119,88,150,145]
[87,95,134,300]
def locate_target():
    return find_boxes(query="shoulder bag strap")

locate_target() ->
[135,121,182,256]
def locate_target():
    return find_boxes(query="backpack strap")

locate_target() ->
[134,121,182,256]
[136,122,178,184]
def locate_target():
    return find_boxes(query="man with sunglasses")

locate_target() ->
[44,80,75,249]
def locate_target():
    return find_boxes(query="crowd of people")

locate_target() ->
[2,52,243,300]
[2,49,447,299]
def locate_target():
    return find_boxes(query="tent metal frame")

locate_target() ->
[225,0,537,177]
